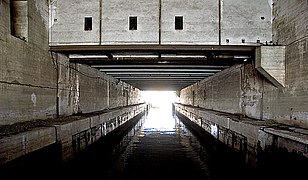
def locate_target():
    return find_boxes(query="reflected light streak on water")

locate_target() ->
[142,105,176,134]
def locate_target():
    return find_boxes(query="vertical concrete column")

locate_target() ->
[107,79,110,108]
[11,0,28,41]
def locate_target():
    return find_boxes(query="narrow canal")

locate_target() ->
[61,103,254,180]
[1,91,307,179]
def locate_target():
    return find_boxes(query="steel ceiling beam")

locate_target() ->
[50,44,256,52]
[91,65,229,69]
[99,69,221,72]
[105,72,215,75]
[50,44,254,90]
[112,75,209,79]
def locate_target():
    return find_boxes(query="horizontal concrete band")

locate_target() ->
[0,103,147,165]
[174,103,308,160]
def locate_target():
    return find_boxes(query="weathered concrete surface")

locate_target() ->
[178,0,308,157]
[180,64,242,114]
[255,46,286,87]
[10,1,28,41]
[271,0,308,127]
[102,0,159,44]
[0,0,57,125]
[272,0,307,46]
[161,0,219,44]
[49,0,272,45]
[1,0,143,127]
[77,64,109,113]
[0,103,147,165]
[181,36,308,129]
[178,0,308,160]
[51,52,142,116]
[175,103,308,166]
[221,0,272,45]
[55,53,80,116]
[49,0,100,45]
[0,127,56,165]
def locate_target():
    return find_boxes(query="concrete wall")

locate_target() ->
[0,0,57,125]
[221,0,272,45]
[180,64,242,114]
[49,0,272,45]
[49,0,100,45]
[0,0,142,125]
[161,0,219,44]
[179,0,308,128]
[102,0,159,44]
[174,103,308,167]
[53,52,142,117]
[0,103,147,165]
[109,80,141,108]
[270,0,308,127]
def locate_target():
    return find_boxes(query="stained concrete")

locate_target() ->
[0,0,142,125]
[255,46,286,87]
[1,0,308,169]
[174,103,308,166]
[50,0,272,45]
[0,103,147,165]
[0,0,57,125]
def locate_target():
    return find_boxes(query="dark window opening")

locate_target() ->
[129,16,137,30]
[84,17,92,31]
[175,16,183,30]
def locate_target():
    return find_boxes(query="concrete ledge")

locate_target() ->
[54,118,91,161]
[174,103,308,164]
[263,127,308,145]
[0,127,56,165]
[260,127,308,158]
[0,103,147,165]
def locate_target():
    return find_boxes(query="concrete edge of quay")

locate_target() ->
[174,103,308,167]
[0,103,148,166]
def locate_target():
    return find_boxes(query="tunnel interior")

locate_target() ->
[52,44,254,91]
[1,0,307,178]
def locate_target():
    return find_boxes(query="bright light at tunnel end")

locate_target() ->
[141,91,178,108]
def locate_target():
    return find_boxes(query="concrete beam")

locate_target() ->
[0,104,147,165]
[0,127,56,165]
[175,103,308,165]
[255,46,286,87]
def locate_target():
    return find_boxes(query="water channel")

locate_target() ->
[61,104,254,180]
[0,101,261,179]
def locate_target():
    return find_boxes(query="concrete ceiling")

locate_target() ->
[50,44,255,91]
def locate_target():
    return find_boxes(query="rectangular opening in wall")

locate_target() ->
[129,16,137,30]
[10,0,28,41]
[175,16,183,30]
[84,17,92,31]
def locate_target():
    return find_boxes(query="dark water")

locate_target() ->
[62,106,253,180]
[1,106,307,179]
[0,106,254,179]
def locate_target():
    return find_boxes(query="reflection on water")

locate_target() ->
[0,103,253,179]
[142,104,176,134]
[62,104,252,180]
[110,105,211,179]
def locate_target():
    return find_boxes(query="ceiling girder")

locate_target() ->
[50,44,255,91]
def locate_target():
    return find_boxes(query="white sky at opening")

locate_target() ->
[141,91,179,132]
[141,91,178,108]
